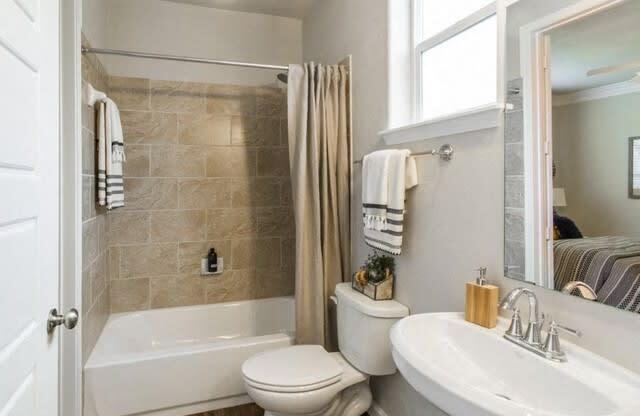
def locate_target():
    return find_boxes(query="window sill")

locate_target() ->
[379,103,506,145]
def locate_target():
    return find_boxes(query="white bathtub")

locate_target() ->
[84,297,295,416]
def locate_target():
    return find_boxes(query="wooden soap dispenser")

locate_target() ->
[465,267,499,328]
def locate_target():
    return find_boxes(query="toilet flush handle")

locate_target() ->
[330,295,338,306]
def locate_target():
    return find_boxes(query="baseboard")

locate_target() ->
[369,402,390,416]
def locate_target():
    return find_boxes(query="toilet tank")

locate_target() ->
[334,283,409,376]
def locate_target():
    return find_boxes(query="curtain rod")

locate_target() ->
[81,47,289,71]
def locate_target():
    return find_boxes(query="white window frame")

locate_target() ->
[413,0,498,121]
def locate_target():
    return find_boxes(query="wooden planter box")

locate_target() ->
[352,274,394,301]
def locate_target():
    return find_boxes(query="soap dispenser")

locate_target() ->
[464,267,499,328]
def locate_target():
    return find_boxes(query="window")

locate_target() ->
[414,0,497,121]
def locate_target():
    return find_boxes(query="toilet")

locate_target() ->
[241,282,409,416]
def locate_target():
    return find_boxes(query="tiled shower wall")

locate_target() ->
[81,37,110,364]
[504,78,525,280]
[106,76,295,312]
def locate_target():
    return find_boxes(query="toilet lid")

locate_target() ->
[242,345,343,393]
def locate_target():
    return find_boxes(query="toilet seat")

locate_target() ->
[242,345,343,393]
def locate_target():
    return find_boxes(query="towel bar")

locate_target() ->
[353,144,454,164]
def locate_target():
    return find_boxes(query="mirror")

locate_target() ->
[631,137,640,198]
[504,0,640,313]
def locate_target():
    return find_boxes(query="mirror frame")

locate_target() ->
[516,0,628,286]
[630,137,640,199]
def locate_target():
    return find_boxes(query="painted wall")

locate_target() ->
[304,1,640,415]
[553,93,640,238]
[82,0,108,49]
[100,0,302,86]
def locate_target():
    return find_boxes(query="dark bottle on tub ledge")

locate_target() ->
[207,248,218,273]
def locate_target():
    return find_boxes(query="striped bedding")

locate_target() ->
[554,237,640,313]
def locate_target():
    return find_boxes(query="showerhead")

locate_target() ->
[277,73,288,84]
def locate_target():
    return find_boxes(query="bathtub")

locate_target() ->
[84,297,295,416]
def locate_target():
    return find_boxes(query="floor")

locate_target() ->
[189,404,264,416]
[188,404,371,416]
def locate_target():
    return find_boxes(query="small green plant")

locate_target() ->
[363,251,395,283]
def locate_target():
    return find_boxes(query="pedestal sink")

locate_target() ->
[390,313,640,416]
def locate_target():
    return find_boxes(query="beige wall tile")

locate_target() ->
[231,117,280,147]
[107,211,150,245]
[150,210,205,243]
[281,238,295,271]
[121,111,178,144]
[120,243,178,278]
[256,238,281,269]
[82,218,99,270]
[231,178,281,208]
[123,178,178,210]
[206,209,257,240]
[206,147,256,177]
[82,267,91,313]
[123,145,150,177]
[178,240,230,275]
[280,179,293,206]
[257,148,290,177]
[205,270,256,304]
[178,113,231,146]
[109,76,150,111]
[230,239,256,269]
[82,175,96,221]
[150,80,206,113]
[178,178,231,209]
[150,145,206,177]
[108,247,121,280]
[257,208,294,238]
[256,87,286,118]
[82,128,95,175]
[111,278,149,313]
[82,103,95,130]
[83,288,110,363]
[256,268,294,299]
[150,275,205,309]
[90,252,108,305]
[206,84,256,116]
[280,117,288,146]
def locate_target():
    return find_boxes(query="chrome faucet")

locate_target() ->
[499,287,544,346]
[499,287,581,362]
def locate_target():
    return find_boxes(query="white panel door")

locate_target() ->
[0,1,61,416]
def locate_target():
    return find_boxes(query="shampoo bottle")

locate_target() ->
[207,248,218,273]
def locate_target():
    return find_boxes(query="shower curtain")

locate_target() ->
[287,63,350,350]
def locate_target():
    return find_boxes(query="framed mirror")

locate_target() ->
[504,0,640,313]
[631,137,640,199]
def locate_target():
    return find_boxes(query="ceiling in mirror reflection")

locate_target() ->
[550,0,640,93]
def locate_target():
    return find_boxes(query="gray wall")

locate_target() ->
[304,1,640,415]
[553,93,640,238]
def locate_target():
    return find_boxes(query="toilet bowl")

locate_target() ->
[242,283,409,416]
[242,346,370,416]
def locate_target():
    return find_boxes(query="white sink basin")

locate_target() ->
[390,313,640,416]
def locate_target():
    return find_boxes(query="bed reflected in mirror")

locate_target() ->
[504,0,640,314]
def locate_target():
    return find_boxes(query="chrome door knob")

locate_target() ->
[47,308,79,334]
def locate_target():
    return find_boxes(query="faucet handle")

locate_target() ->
[543,319,582,361]
[505,308,523,339]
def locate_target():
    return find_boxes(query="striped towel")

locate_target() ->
[362,149,417,255]
[96,98,125,210]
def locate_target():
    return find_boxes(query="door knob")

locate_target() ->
[47,308,79,334]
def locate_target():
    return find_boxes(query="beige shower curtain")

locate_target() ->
[287,63,350,350]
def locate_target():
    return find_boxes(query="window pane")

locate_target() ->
[419,0,494,40]
[421,15,497,120]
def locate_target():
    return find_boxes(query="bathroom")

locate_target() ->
[2,0,640,415]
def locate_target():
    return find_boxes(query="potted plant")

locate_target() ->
[352,251,395,300]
